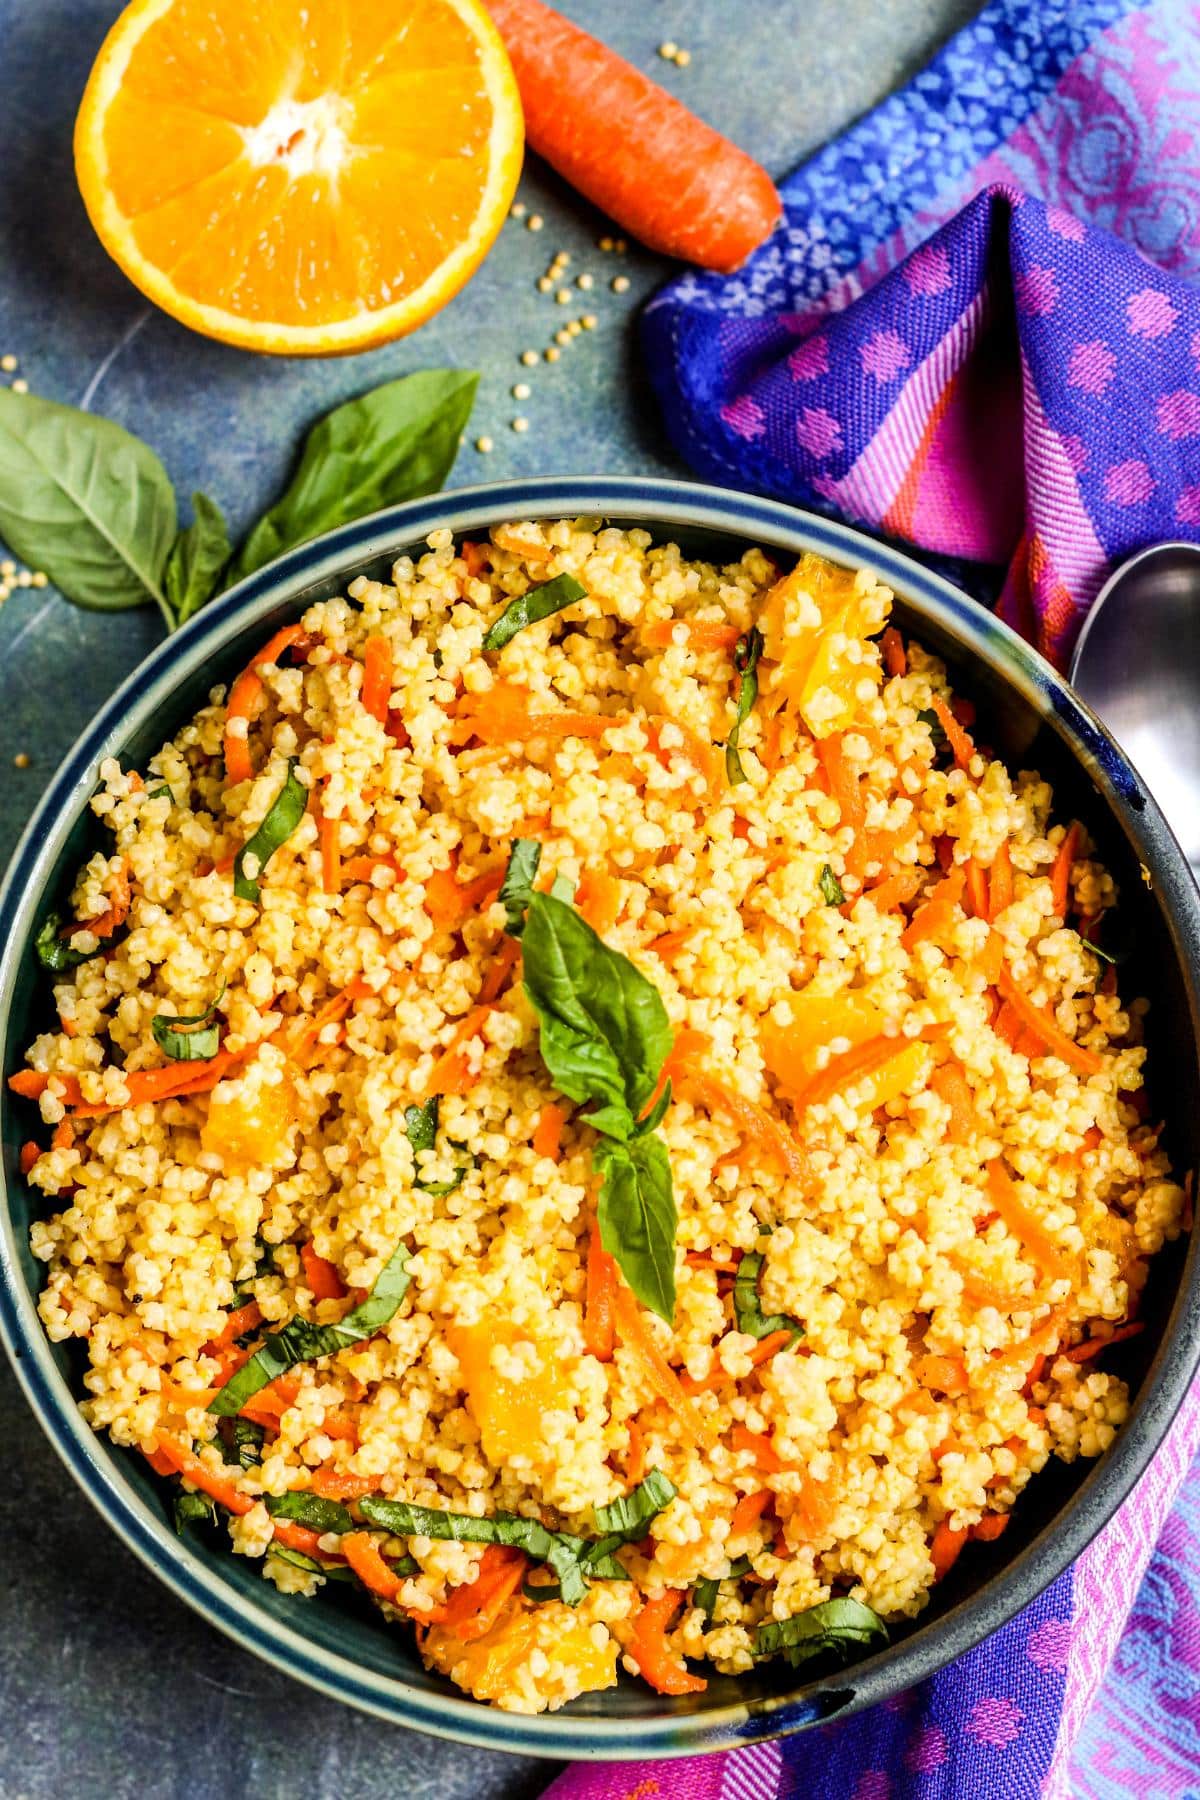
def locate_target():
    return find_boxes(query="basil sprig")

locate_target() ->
[207,1242,411,1416]
[819,864,846,907]
[403,1098,471,1195]
[0,373,477,631]
[733,1252,804,1343]
[753,1597,888,1668]
[503,846,677,1321]
[233,760,308,903]
[725,627,764,786]
[483,573,588,652]
[152,985,225,1062]
[34,909,115,974]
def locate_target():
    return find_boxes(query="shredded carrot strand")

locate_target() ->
[18,1141,39,1175]
[625,1414,647,1487]
[986,1159,1078,1284]
[930,694,975,771]
[1051,821,1081,919]
[584,1230,618,1361]
[224,624,307,786]
[930,1060,976,1144]
[846,870,922,916]
[151,1433,254,1515]
[680,1329,794,1395]
[930,1519,967,1581]
[342,1532,403,1602]
[1061,1321,1145,1364]
[996,968,1105,1076]
[965,859,989,920]
[880,626,907,677]
[437,1546,528,1642]
[612,1284,714,1447]
[477,934,521,1006]
[628,1591,707,1695]
[361,635,393,725]
[971,1512,1010,1543]
[532,1102,565,1163]
[301,1243,346,1302]
[730,1489,772,1536]
[730,1423,785,1474]
[317,801,341,896]
[913,1353,969,1396]
[312,1467,376,1501]
[643,618,741,652]
[424,1005,494,1099]
[901,866,965,951]
[576,868,622,935]
[989,842,1014,920]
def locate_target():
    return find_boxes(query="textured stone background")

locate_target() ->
[0,2,978,1793]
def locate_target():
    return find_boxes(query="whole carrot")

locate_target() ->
[487,0,781,270]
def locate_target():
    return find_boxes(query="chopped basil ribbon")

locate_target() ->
[483,573,588,652]
[1082,937,1117,965]
[753,1597,888,1668]
[693,1555,752,1625]
[585,1470,677,1566]
[725,627,764,786]
[819,864,847,907]
[34,909,115,973]
[268,1545,333,1577]
[233,759,308,903]
[146,783,173,802]
[174,1491,217,1534]
[207,1241,411,1416]
[152,984,225,1062]
[404,1097,471,1195]
[917,706,948,749]
[217,1416,265,1469]
[498,838,542,935]
[506,872,677,1322]
[265,1492,354,1534]
[733,1252,804,1343]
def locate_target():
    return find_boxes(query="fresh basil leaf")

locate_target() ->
[405,1098,440,1159]
[146,783,173,803]
[499,839,542,936]
[418,1164,471,1198]
[595,1132,676,1323]
[753,1597,888,1668]
[483,573,588,652]
[230,372,478,583]
[358,1498,592,1606]
[174,1490,217,1534]
[733,1252,804,1343]
[917,707,947,749]
[0,389,177,627]
[218,1416,265,1469]
[634,1080,672,1138]
[208,1242,410,1415]
[265,1491,354,1535]
[590,1470,676,1546]
[152,984,225,1062]
[233,759,308,902]
[693,1555,752,1625]
[725,627,764,786]
[34,910,113,973]
[522,893,672,1119]
[819,864,846,907]
[583,1103,634,1141]
[164,491,231,626]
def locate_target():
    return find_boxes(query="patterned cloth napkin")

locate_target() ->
[544,2,1200,1794]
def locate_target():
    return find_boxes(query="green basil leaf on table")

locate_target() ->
[753,1597,888,1668]
[483,573,588,652]
[0,389,177,627]
[34,910,113,974]
[819,863,847,907]
[594,1131,677,1324]
[733,1251,804,1343]
[498,838,542,936]
[163,491,231,626]
[173,1490,217,1535]
[208,1242,411,1416]
[725,627,764,786]
[265,1492,354,1535]
[230,370,479,583]
[151,984,225,1063]
[233,759,308,903]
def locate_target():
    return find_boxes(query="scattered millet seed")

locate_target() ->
[537,276,553,293]
[658,40,678,58]
[581,313,598,330]
[615,238,628,253]
[554,251,570,267]
[0,354,16,373]
[555,288,572,304]
[0,585,10,603]
[510,201,527,218]
[544,346,561,362]
[13,752,30,769]
[512,382,532,400]
[475,435,494,453]
[675,48,692,65]
[511,416,529,433]
[31,571,48,588]
[0,561,13,579]
[16,570,32,587]
[566,320,583,337]
[554,328,572,346]
[598,236,615,252]
[520,349,539,366]
[612,275,631,293]
[527,213,544,231]
[576,272,594,290]
[11,378,28,393]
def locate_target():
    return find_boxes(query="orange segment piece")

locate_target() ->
[74,0,524,354]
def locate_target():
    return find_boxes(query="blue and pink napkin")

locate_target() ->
[548,2,1200,1794]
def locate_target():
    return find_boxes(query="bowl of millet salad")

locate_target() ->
[2,477,1199,1759]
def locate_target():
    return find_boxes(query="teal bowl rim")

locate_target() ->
[3,476,1199,1760]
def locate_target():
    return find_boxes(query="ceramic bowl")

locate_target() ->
[3,477,1199,1759]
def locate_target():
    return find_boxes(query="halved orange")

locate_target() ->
[75,0,524,355]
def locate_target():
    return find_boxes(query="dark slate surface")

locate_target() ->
[0,2,978,1792]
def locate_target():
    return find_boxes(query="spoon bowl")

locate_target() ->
[1070,542,1200,869]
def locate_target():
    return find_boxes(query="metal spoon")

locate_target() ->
[1070,542,1200,870]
